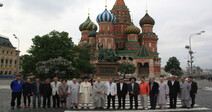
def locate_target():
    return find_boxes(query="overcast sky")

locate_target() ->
[0,0,212,69]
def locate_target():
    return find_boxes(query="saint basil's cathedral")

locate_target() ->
[78,0,161,78]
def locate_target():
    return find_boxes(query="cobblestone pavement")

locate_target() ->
[0,79,211,112]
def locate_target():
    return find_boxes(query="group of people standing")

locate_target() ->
[10,75,198,110]
[11,76,70,109]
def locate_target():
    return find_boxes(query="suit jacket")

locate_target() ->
[117,83,128,97]
[105,82,117,96]
[167,80,180,96]
[128,82,139,95]
[189,81,198,95]
[41,83,52,97]
[149,82,159,95]
[51,81,61,96]
[31,82,42,94]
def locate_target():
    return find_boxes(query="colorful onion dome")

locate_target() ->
[96,9,116,23]
[125,22,141,34]
[88,27,97,37]
[139,10,155,27]
[79,16,97,31]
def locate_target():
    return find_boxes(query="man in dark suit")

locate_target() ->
[188,76,198,108]
[167,75,180,109]
[41,78,52,108]
[32,77,42,108]
[117,77,128,109]
[149,77,159,109]
[128,77,139,110]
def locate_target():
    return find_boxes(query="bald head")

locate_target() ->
[160,77,164,82]
[180,77,185,82]
[97,77,101,82]
[73,78,77,83]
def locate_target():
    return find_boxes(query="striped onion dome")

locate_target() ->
[79,16,97,31]
[96,9,116,23]
[88,28,96,37]
[139,11,155,27]
[125,22,141,34]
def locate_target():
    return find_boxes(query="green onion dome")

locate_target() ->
[79,16,97,31]
[125,22,141,34]
[139,10,155,27]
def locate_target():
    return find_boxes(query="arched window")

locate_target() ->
[123,57,126,60]
[129,57,133,61]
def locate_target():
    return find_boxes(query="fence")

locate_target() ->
[0,75,20,79]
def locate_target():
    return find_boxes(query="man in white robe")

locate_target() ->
[93,77,106,110]
[68,78,80,109]
[79,76,92,109]
[180,76,191,109]
[157,76,169,109]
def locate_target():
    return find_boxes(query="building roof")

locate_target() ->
[97,9,116,23]
[0,36,14,48]
[137,44,150,57]
[125,22,141,34]
[79,16,97,31]
[115,0,126,6]
[139,11,155,27]
[112,0,128,10]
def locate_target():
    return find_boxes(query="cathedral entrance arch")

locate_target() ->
[138,62,149,78]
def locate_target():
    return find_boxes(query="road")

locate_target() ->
[0,79,211,112]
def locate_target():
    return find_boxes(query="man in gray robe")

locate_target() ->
[180,76,191,109]
[157,76,169,109]
[93,77,106,110]
[68,78,80,109]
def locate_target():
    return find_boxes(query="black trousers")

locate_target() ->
[191,94,196,107]
[129,95,138,109]
[11,92,22,107]
[169,95,177,108]
[43,96,51,108]
[23,94,31,106]
[150,94,157,109]
[107,94,115,109]
[118,95,126,108]
[53,93,60,108]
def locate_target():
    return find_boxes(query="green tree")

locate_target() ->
[74,45,96,75]
[164,56,183,77]
[22,30,96,78]
[118,62,136,78]
[22,30,75,78]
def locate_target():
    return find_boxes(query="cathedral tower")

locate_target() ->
[96,3,116,49]
[111,0,131,50]
[139,10,159,57]
[79,13,97,45]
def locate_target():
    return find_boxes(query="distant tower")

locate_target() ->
[111,0,131,50]
[79,12,97,46]
[125,18,141,50]
[139,10,159,57]
[96,1,116,49]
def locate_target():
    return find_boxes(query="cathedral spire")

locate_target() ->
[88,8,90,16]
[105,0,107,9]
[115,0,126,6]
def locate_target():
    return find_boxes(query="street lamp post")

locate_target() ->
[185,31,205,75]
[13,34,20,76]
